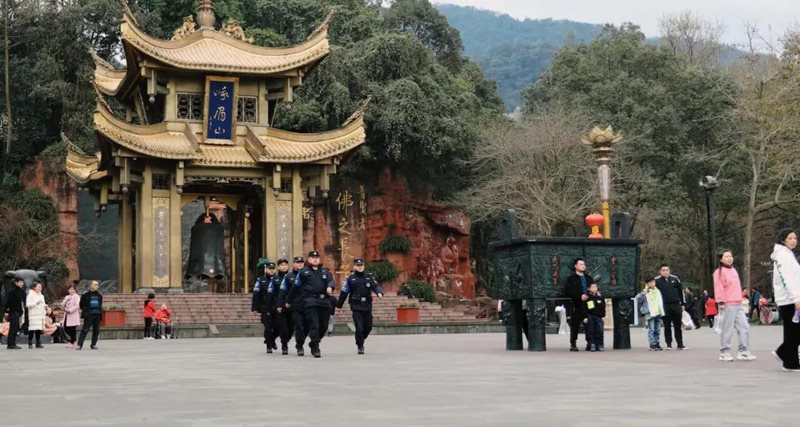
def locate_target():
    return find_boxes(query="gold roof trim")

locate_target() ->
[94,103,202,160]
[64,134,106,184]
[120,13,330,74]
[91,50,126,95]
[193,145,259,167]
[247,113,366,164]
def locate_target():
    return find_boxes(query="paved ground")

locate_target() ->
[2,325,796,426]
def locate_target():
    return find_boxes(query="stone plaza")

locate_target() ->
[3,325,795,426]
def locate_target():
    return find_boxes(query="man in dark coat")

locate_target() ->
[288,250,335,358]
[655,264,686,350]
[4,279,25,349]
[277,256,307,356]
[77,281,103,350]
[251,259,277,353]
[337,258,383,354]
[565,257,595,352]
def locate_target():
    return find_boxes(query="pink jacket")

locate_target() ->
[62,294,81,327]
[713,266,743,305]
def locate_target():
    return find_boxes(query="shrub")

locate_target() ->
[103,304,125,311]
[398,301,418,308]
[380,235,412,254]
[399,280,436,303]
[366,260,399,283]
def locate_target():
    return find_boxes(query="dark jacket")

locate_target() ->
[80,290,103,316]
[292,265,335,308]
[565,273,594,318]
[277,269,302,310]
[337,271,383,312]
[655,275,684,305]
[266,272,287,313]
[586,291,606,318]
[4,286,25,314]
[684,292,695,313]
[251,274,274,313]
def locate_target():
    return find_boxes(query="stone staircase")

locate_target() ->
[103,293,478,327]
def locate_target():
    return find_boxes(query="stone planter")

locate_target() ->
[101,310,127,327]
[396,307,420,323]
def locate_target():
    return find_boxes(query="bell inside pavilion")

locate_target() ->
[66,1,366,293]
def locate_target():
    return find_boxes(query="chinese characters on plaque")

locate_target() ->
[205,78,237,141]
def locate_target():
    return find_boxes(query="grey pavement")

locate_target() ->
[1,325,796,427]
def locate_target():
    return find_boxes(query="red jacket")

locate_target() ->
[155,308,172,324]
[143,300,157,318]
[705,298,718,316]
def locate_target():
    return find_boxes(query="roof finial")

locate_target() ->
[196,0,216,29]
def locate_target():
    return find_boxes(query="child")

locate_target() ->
[644,279,665,351]
[705,296,718,328]
[584,283,606,351]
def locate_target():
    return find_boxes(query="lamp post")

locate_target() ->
[699,176,719,295]
[582,127,622,238]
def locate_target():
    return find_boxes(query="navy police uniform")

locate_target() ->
[277,256,307,355]
[251,259,277,352]
[290,251,335,358]
[270,259,292,354]
[337,259,383,354]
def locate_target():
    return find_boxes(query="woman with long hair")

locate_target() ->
[62,285,81,348]
[713,249,756,362]
[770,228,800,372]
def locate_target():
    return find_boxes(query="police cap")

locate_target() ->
[354,258,365,266]
[308,250,320,258]
[293,256,305,263]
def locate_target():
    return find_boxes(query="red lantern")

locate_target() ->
[585,213,604,239]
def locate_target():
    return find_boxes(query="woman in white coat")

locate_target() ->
[770,229,800,372]
[26,282,46,349]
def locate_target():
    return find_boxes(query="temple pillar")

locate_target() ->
[265,168,278,258]
[169,178,182,290]
[118,194,133,293]
[136,165,154,291]
[291,167,303,257]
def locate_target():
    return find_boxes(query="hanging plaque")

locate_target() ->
[204,76,239,143]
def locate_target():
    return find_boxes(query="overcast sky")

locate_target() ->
[434,0,798,48]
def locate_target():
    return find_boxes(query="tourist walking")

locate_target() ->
[5,278,25,349]
[77,281,103,350]
[62,285,80,347]
[277,256,307,356]
[565,257,594,352]
[770,229,800,372]
[25,282,46,349]
[684,288,700,329]
[655,264,686,350]
[337,258,384,354]
[713,250,756,362]
[705,296,718,328]
[289,250,335,358]
[701,290,710,324]
[583,283,605,352]
[143,293,156,339]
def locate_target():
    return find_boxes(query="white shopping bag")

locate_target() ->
[681,310,695,330]
[714,310,723,334]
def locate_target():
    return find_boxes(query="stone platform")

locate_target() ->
[3,326,795,426]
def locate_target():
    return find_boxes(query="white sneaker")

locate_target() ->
[781,367,800,372]
[736,351,757,361]
[719,352,734,362]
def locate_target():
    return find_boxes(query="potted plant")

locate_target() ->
[396,301,420,324]
[101,304,127,327]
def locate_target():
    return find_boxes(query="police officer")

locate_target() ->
[337,258,383,354]
[271,258,291,355]
[251,258,277,353]
[277,256,307,356]
[289,250,335,358]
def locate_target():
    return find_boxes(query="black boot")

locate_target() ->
[281,345,288,355]
[311,347,321,358]
[266,345,273,354]
[570,343,579,352]
[358,346,364,355]
[297,348,304,357]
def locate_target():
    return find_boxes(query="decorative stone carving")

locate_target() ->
[220,19,254,44]
[171,16,197,41]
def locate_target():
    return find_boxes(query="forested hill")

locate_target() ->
[436,4,602,111]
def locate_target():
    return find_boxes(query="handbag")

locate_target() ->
[681,310,695,330]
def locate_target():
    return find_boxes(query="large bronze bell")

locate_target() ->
[185,212,225,279]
